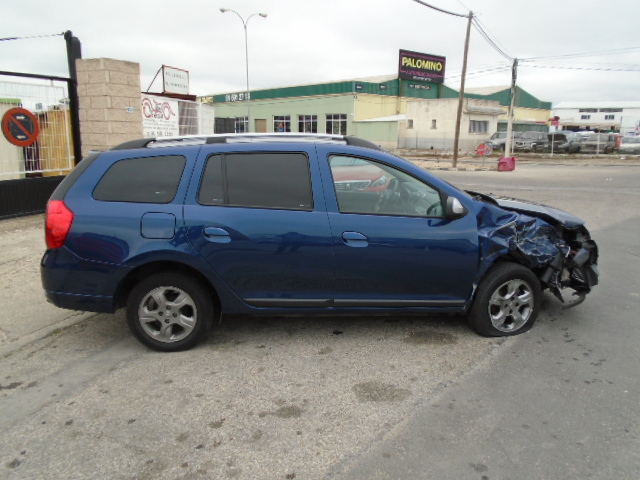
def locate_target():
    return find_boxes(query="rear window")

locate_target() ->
[93,155,186,203]
[198,152,313,210]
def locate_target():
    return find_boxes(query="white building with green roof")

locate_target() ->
[200,76,552,151]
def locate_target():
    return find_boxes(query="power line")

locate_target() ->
[409,0,467,18]
[471,17,513,61]
[0,32,65,42]
[521,46,640,61]
[523,64,640,73]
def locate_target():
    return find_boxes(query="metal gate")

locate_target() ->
[0,71,78,218]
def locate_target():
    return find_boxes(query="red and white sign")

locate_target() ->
[2,107,40,147]
[142,95,179,138]
[476,143,493,156]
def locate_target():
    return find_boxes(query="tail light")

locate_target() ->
[45,200,74,249]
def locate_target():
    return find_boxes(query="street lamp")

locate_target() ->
[220,8,268,133]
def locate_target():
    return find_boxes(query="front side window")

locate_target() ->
[298,115,317,133]
[274,116,291,132]
[199,153,313,210]
[93,155,186,203]
[326,114,347,135]
[469,120,488,134]
[329,155,444,217]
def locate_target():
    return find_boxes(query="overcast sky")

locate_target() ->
[2,0,639,105]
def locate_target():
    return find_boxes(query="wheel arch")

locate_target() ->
[114,260,221,315]
[471,255,542,303]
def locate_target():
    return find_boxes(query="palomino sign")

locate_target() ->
[398,50,446,84]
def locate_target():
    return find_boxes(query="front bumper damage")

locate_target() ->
[473,198,599,308]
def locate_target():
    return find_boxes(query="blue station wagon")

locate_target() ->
[41,134,599,351]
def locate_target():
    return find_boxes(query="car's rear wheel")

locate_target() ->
[468,262,541,337]
[126,273,213,351]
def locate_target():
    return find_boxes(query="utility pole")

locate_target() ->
[64,30,82,164]
[504,58,518,158]
[452,11,473,169]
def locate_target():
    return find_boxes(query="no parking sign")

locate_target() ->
[2,107,40,147]
[476,143,493,156]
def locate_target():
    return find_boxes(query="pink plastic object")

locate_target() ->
[498,156,516,171]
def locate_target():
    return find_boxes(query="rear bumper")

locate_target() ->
[43,290,114,313]
[41,247,128,313]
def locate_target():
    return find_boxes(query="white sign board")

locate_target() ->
[162,66,189,95]
[142,95,179,138]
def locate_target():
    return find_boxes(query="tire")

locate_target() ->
[126,272,213,351]
[468,262,541,337]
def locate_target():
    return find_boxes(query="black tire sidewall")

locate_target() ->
[468,262,542,337]
[126,273,213,351]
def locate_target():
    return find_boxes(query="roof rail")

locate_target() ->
[111,133,382,151]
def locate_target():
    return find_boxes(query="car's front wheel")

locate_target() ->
[126,273,213,351]
[468,262,541,337]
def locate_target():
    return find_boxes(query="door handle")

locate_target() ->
[342,231,368,247]
[203,227,231,243]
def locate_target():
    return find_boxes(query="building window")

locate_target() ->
[431,119,437,129]
[579,108,597,113]
[407,119,414,129]
[274,116,291,132]
[298,115,317,133]
[326,114,347,135]
[581,115,591,120]
[599,108,623,113]
[235,117,248,133]
[604,114,615,120]
[469,120,488,134]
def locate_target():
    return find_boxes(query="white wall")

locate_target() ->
[399,98,503,151]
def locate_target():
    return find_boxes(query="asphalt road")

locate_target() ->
[337,162,640,479]
[1,161,639,479]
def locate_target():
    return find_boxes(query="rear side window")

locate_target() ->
[198,152,313,210]
[93,155,186,203]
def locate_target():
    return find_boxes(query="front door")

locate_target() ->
[254,119,267,133]
[323,152,478,307]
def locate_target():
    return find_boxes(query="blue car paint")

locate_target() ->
[41,139,597,317]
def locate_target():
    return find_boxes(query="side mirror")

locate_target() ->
[445,196,467,220]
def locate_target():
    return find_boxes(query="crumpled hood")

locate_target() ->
[467,191,585,229]
[469,191,598,307]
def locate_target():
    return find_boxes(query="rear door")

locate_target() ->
[183,143,335,307]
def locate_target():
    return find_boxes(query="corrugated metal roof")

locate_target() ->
[465,86,510,95]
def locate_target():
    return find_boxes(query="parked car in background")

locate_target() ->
[330,156,390,192]
[579,133,618,154]
[514,131,549,152]
[548,131,583,153]
[619,136,640,154]
[489,131,524,152]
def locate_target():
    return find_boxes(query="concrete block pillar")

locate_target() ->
[76,58,143,153]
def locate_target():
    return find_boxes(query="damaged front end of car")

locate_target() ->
[470,192,599,308]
